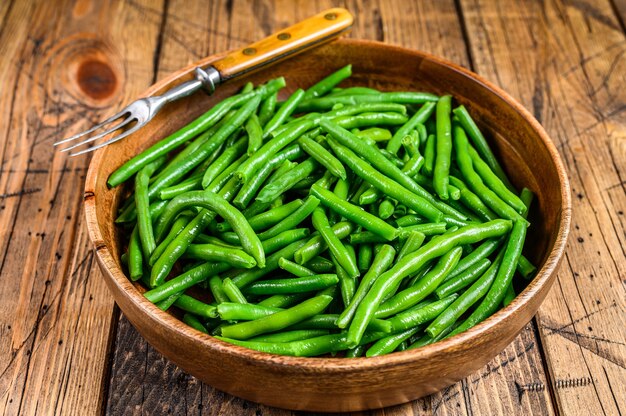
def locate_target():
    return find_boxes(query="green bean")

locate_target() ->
[186,244,257,268]
[449,220,527,336]
[333,112,409,129]
[216,332,349,356]
[220,295,333,340]
[311,184,398,241]
[336,244,396,329]
[396,231,426,260]
[218,199,302,233]
[448,175,498,221]
[294,221,353,265]
[153,190,265,270]
[416,123,427,145]
[366,327,421,357]
[355,127,392,142]
[296,91,438,113]
[256,158,319,203]
[401,222,448,236]
[257,293,309,308]
[358,244,373,272]
[232,145,304,209]
[329,178,349,223]
[223,277,248,304]
[174,294,218,319]
[358,187,380,205]
[446,237,502,280]
[427,252,504,338]
[107,78,285,187]
[258,92,278,127]
[183,314,208,333]
[520,187,534,219]
[256,196,320,241]
[422,134,435,177]
[448,185,461,200]
[305,256,335,273]
[346,219,511,345]
[453,105,514,189]
[517,255,537,279]
[435,257,492,299]
[387,102,436,154]
[468,146,525,212]
[345,345,366,357]
[395,215,426,227]
[434,95,452,200]
[325,136,444,223]
[330,246,357,307]
[243,274,338,295]
[245,114,263,156]
[407,324,455,349]
[249,329,330,343]
[454,125,526,222]
[231,237,310,288]
[155,292,183,311]
[289,314,391,333]
[402,151,424,178]
[149,214,191,265]
[311,207,360,277]
[378,198,396,220]
[205,154,247,193]
[503,282,516,306]
[135,158,165,259]
[240,82,254,93]
[298,136,347,180]
[144,261,230,303]
[150,210,214,287]
[376,247,463,318]
[217,302,280,320]
[209,275,229,304]
[148,95,262,200]
[387,294,457,332]
[201,137,247,188]
[278,257,315,277]
[263,89,306,138]
[303,64,352,100]
[158,176,202,200]
[238,118,316,185]
[128,226,143,281]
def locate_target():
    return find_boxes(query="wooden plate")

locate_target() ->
[84,39,571,412]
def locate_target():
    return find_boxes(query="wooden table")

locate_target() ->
[1,0,624,414]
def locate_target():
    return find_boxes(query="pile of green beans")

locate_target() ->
[111,65,536,358]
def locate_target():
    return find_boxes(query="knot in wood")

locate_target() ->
[76,60,117,100]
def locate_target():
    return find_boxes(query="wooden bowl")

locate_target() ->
[85,39,571,412]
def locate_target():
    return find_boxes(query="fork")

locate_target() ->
[55,8,353,156]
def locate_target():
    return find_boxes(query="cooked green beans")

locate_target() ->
[311,185,398,241]
[111,71,538,358]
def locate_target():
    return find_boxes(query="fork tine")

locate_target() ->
[54,109,130,146]
[60,115,136,153]
[68,121,144,157]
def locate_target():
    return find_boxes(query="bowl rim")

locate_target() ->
[85,38,571,372]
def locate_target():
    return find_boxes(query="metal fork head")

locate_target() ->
[54,97,163,156]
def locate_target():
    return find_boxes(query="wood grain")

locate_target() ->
[0,0,163,414]
[0,0,622,414]
[103,0,557,414]
[459,0,626,414]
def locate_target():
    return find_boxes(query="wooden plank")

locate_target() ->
[459,0,626,414]
[105,0,555,415]
[0,0,163,414]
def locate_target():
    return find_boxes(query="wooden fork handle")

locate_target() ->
[211,8,354,81]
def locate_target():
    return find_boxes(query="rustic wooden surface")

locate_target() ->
[0,0,623,415]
